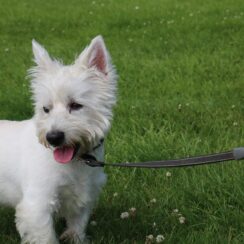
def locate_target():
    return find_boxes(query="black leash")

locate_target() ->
[82,147,244,168]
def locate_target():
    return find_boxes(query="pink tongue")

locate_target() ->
[54,146,75,164]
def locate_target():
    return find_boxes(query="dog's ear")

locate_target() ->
[32,40,53,68]
[76,35,111,75]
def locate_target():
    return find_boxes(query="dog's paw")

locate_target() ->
[60,229,90,244]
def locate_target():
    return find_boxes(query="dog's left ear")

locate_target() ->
[76,35,111,75]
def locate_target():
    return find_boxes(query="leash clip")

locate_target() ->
[85,159,104,167]
[82,154,105,167]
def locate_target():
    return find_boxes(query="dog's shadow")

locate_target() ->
[83,204,150,243]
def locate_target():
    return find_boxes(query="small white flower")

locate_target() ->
[166,171,171,177]
[129,207,136,217]
[179,216,186,224]
[231,104,236,109]
[233,121,238,126]
[4,48,9,52]
[146,234,154,241]
[120,211,129,219]
[90,220,97,226]
[150,198,157,204]
[135,6,140,10]
[129,207,136,213]
[113,192,118,197]
[156,234,165,243]
[173,208,179,213]
[178,103,182,110]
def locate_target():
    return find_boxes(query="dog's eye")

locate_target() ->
[69,102,83,111]
[43,106,50,113]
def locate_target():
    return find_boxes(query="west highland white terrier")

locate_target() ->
[0,36,117,243]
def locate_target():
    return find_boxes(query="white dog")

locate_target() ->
[0,36,117,243]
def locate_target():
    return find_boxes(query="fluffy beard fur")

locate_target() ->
[0,36,117,243]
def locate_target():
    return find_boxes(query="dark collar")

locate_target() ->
[80,138,104,166]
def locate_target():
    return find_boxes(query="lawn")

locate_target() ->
[0,0,243,243]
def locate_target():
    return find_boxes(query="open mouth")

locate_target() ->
[53,144,79,164]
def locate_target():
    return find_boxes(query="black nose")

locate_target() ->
[46,131,65,147]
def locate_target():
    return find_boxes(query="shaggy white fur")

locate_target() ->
[0,36,117,243]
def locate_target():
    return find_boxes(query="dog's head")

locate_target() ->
[29,36,117,163]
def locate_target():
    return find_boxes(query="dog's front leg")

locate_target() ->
[60,206,91,244]
[15,197,58,244]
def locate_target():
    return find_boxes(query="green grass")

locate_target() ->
[0,0,244,243]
